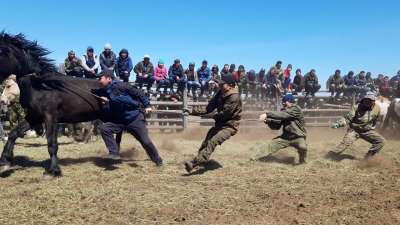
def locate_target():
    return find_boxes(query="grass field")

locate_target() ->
[0,127,399,225]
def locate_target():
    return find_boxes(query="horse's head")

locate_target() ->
[0,32,56,82]
[0,44,20,82]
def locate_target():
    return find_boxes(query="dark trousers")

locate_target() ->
[99,114,162,164]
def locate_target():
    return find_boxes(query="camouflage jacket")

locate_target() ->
[339,104,380,132]
[64,57,83,71]
[267,104,307,139]
[198,88,242,129]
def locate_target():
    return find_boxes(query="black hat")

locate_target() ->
[87,46,94,52]
[218,73,236,86]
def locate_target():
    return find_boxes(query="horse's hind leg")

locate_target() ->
[0,121,31,169]
[43,117,61,177]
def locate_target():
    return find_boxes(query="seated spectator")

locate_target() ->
[343,71,357,98]
[304,69,321,97]
[229,64,238,81]
[168,59,187,95]
[134,54,154,91]
[265,67,281,99]
[237,65,246,95]
[220,64,229,76]
[283,64,292,80]
[100,43,116,72]
[64,50,84,77]
[382,76,392,97]
[81,46,99,79]
[209,65,220,95]
[326,69,344,98]
[154,59,170,93]
[292,69,303,94]
[390,70,400,97]
[185,62,200,100]
[256,68,267,100]
[282,64,293,93]
[269,60,284,82]
[355,71,369,95]
[246,69,257,99]
[197,60,211,97]
[365,72,375,91]
[115,49,133,82]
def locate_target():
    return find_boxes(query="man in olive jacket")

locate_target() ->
[185,73,242,173]
[330,92,385,158]
[255,94,308,164]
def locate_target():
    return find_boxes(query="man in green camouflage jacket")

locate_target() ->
[254,94,308,164]
[185,73,242,173]
[330,92,385,158]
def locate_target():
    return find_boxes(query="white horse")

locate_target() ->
[382,98,400,131]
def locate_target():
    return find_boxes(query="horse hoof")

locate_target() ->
[0,164,11,173]
[42,171,62,180]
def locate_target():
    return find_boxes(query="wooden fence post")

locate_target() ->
[182,88,188,130]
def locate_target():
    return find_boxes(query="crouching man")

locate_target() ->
[184,73,242,173]
[330,92,385,158]
[96,70,163,166]
[254,94,308,164]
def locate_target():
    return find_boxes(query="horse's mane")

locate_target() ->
[0,31,56,74]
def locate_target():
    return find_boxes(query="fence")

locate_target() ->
[146,90,352,130]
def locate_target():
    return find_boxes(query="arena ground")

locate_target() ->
[0,127,399,225]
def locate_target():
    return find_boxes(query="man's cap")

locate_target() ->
[361,91,376,101]
[104,43,112,50]
[144,54,150,59]
[87,46,94,52]
[174,59,180,63]
[282,93,295,103]
[158,59,164,65]
[202,60,208,64]
[68,50,75,55]
[218,73,236,86]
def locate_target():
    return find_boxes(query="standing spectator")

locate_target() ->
[154,59,169,93]
[168,59,186,95]
[134,54,154,91]
[326,69,344,98]
[100,43,117,72]
[81,46,99,79]
[64,50,84,77]
[220,64,229,76]
[115,49,133,82]
[304,69,321,97]
[185,62,200,100]
[292,69,303,94]
[197,60,211,97]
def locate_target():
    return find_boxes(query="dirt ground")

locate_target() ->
[0,127,400,225]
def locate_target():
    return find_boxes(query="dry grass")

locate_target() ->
[0,128,400,225]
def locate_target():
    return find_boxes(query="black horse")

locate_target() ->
[0,32,106,177]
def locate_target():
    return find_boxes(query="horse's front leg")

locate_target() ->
[0,120,31,171]
[43,117,61,177]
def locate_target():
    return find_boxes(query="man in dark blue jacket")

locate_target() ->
[96,70,163,165]
[197,60,211,97]
[168,59,187,95]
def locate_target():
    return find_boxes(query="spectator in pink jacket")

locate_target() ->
[154,59,170,93]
